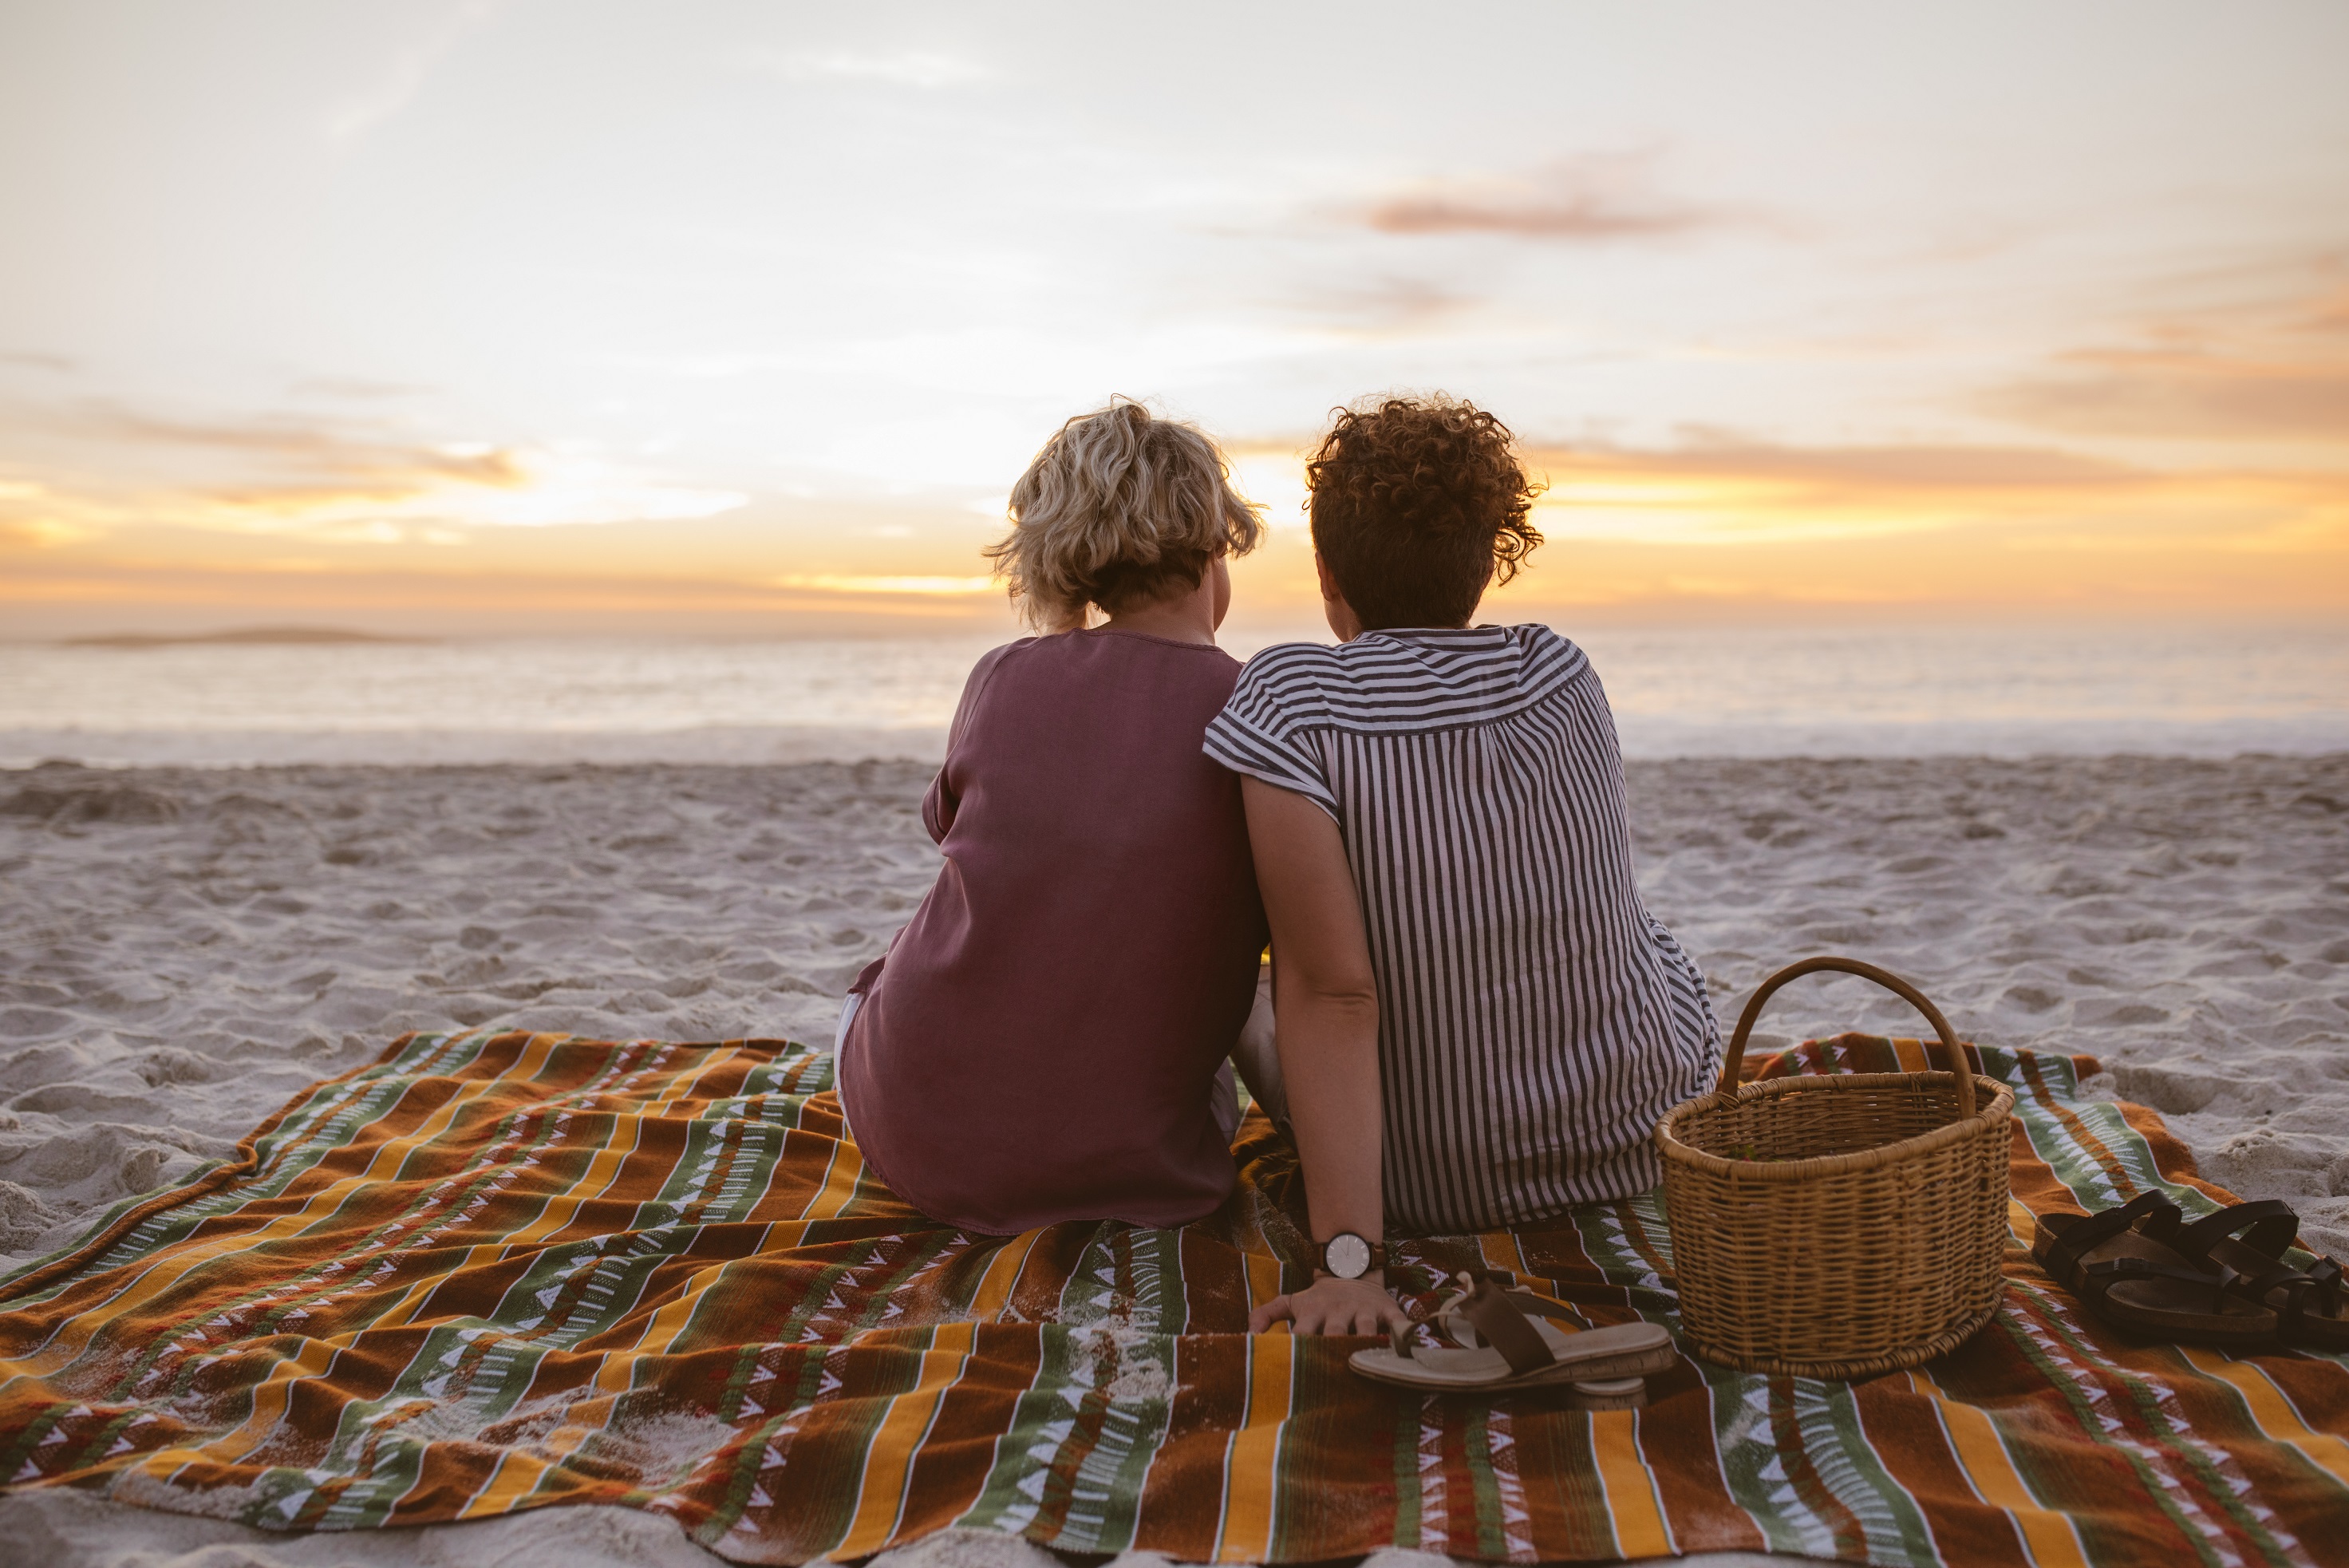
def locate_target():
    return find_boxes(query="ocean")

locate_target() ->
[4,621,2345,768]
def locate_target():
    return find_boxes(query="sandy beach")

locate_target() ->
[4,753,2346,1566]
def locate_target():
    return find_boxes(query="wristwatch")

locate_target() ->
[1317,1231,1388,1281]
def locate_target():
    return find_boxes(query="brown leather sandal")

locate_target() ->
[2035,1189,2180,1265]
[1348,1271,1676,1395]
[2035,1191,2276,1346]
[2169,1200,2349,1351]
[2275,1257,2349,1349]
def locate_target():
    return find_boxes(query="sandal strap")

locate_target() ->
[2081,1254,2244,1310]
[2173,1199,2300,1265]
[2136,1199,2187,1248]
[2260,1256,2345,1336]
[2307,1258,2346,1326]
[2043,1191,2182,1284]
[2088,1251,2302,1326]
[1437,1273,1593,1337]
[1498,1287,1586,1324]
[2278,1274,2318,1336]
[1448,1272,1557,1377]
[2216,1256,2305,1313]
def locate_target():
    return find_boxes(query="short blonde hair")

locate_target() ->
[985,399,1264,630]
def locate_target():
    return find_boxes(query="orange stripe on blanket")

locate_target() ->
[198,1330,341,1464]
[1215,1331,1293,1563]
[459,1444,564,1520]
[1242,1250,1284,1317]
[833,1322,981,1558]
[1591,1410,1672,1559]
[1904,1365,2090,1568]
[971,1234,1041,1322]
[2177,1346,2349,1490]
[800,1136,868,1226]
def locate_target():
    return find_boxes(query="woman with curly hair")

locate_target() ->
[1206,395,1721,1335]
[836,399,1271,1234]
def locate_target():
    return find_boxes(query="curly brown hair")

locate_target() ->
[1305,395,1544,630]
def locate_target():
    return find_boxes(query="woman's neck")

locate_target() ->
[1098,583,1219,645]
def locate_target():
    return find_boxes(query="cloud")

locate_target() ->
[2,402,746,539]
[1277,276,1476,336]
[745,49,988,89]
[69,404,529,488]
[1352,155,1734,242]
[0,547,1022,631]
[327,0,502,144]
[771,574,996,596]
[1984,346,2349,443]
[1537,436,2146,497]
[1974,264,2349,444]
[0,474,120,548]
[178,455,747,531]
[2305,289,2349,335]
[598,350,793,381]
[1518,434,2346,547]
[292,376,432,402]
[1218,434,2280,551]
[0,517,89,548]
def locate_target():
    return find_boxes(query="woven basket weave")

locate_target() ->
[1656,957,2014,1378]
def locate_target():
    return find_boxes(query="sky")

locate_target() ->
[2,0,2344,638]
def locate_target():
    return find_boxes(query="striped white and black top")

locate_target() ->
[1204,623,1720,1234]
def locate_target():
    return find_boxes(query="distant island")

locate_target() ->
[62,626,432,650]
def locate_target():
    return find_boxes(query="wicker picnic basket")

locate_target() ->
[1655,956,2013,1378]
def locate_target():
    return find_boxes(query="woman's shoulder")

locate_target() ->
[1486,622,1597,704]
[1504,620,1589,670]
[939,638,1039,748]
[960,636,1041,695]
[976,636,1041,669]
[1236,637,1347,677]
[1222,623,1597,735]
[1206,639,1340,738]
[1230,638,1350,701]
[977,631,1249,714]
[1237,623,1587,684]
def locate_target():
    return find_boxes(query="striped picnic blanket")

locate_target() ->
[3,1031,2345,1566]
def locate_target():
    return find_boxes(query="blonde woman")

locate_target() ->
[835,400,1270,1234]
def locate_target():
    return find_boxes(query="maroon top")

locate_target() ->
[836,629,1269,1234]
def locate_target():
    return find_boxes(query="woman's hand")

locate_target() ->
[1250,1274,1410,1337]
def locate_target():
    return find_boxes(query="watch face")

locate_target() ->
[1324,1232,1372,1279]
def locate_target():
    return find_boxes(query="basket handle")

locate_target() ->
[1716,956,1976,1120]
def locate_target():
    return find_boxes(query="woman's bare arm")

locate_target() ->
[1240,776,1408,1337]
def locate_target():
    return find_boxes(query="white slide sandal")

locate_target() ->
[1348,1271,1676,1397]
